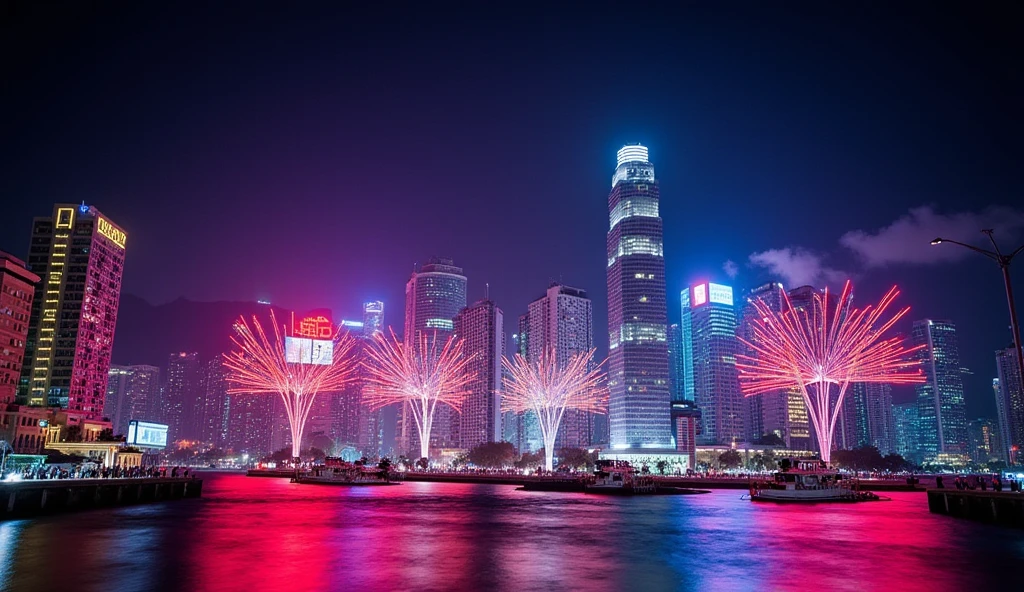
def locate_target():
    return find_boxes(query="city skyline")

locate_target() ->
[3,4,1022,425]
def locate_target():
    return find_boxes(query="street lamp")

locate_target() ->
[931,230,1024,424]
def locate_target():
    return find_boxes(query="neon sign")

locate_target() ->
[97,217,126,249]
[692,284,707,306]
[291,312,334,339]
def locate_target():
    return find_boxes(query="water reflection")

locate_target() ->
[1,474,1022,591]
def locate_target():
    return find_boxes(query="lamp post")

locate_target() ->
[0,440,9,480]
[932,230,1024,435]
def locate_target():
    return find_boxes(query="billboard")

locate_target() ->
[692,284,707,306]
[126,420,169,449]
[691,282,733,307]
[708,283,734,306]
[291,309,334,339]
[285,336,334,365]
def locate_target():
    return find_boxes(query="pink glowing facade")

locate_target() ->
[362,330,474,460]
[736,281,924,463]
[223,311,357,458]
[502,347,608,471]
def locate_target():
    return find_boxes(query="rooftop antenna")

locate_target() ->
[485,282,490,300]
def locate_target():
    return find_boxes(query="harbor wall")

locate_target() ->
[927,489,1024,529]
[1,477,203,520]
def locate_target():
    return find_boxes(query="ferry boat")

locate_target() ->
[584,460,658,495]
[748,459,882,503]
[293,458,398,486]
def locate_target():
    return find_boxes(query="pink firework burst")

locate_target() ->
[223,310,358,458]
[736,281,925,463]
[362,330,475,461]
[502,347,608,471]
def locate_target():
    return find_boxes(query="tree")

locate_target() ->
[655,460,669,475]
[882,453,915,473]
[397,455,411,470]
[377,457,392,472]
[778,458,792,472]
[451,453,469,469]
[748,454,766,472]
[467,442,517,468]
[97,428,120,442]
[515,450,545,470]
[416,457,429,471]
[718,449,743,469]
[557,447,596,471]
[832,446,885,471]
[62,425,83,443]
[755,433,785,447]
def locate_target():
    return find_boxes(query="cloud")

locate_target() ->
[723,259,739,279]
[748,247,848,289]
[840,205,1024,267]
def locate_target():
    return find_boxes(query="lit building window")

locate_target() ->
[609,197,659,228]
[425,318,454,330]
[620,323,667,343]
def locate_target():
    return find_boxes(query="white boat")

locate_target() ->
[294,459,398,486]
[585,460,657,494]
[748,459,882,503]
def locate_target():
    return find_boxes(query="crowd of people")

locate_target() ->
[9,465,197,481]
[936,474,1021,492]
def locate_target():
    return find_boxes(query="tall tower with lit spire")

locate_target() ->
[606,145,673,449]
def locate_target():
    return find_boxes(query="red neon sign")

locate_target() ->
[291,311,334,339]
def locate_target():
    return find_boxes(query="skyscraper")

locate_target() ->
[0,251,39,406]
[683,281,745,445]
[165,352,202,442]
[967,417,1004,464]
[893,401,921,462]
[398,258,467,455]
[19,203,127,418]
[525,284,598,449]
[454,299,504,450]
[202,359,229,447]
[363,301,384,335]
[913,320,968,460]
[504,316,542,453]
[606,144,672,449]
[104,365,130,433]
[103,364,160,435]
[227,393,274,455]
[738,282,810,449]
[994,347,1023,464]
[667,324,684,402]
[847,383,896,454]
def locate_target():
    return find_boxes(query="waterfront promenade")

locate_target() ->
[1,476,203,519]
[928,488,1024,529]
[246,468,927,491]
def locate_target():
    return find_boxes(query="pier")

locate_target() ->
[1,477,203,520]
[927,489,1024,529]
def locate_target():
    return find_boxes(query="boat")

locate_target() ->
[293,459,399,486]
[585,460,658,494]
[747,459,884,502]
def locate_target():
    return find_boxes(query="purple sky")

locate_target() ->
[2,2,1022,417]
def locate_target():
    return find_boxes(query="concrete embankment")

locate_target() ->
[1,477,203,520]
[245,470,924,491]
[246,468,296,478]
[927,489,1024,529]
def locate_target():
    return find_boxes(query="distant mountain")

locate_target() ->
[111,294,289,367]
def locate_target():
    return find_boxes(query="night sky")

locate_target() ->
[2,2,1022,417]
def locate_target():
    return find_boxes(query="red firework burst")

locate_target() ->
[736,281,924,463]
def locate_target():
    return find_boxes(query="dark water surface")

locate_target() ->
[2,472,1022,591]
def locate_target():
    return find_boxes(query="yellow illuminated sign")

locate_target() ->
[97,217,127,249]
[55,208,75,229]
